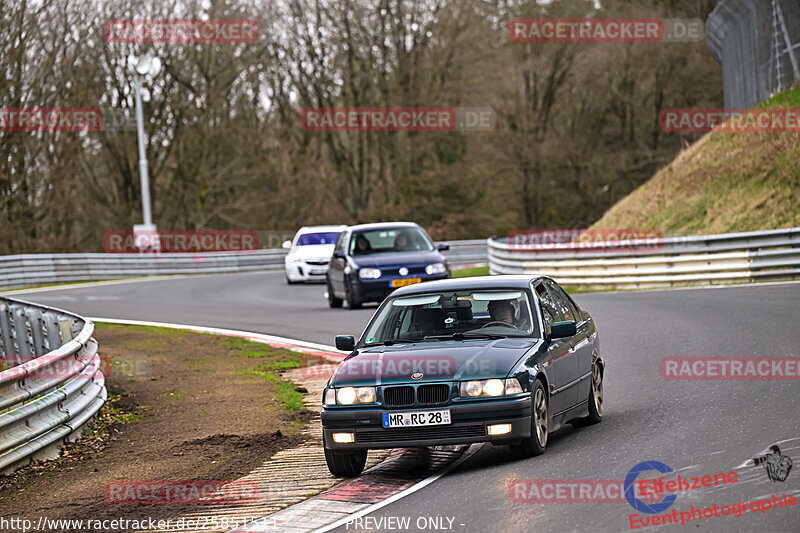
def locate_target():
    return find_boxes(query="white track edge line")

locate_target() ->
[89,317,342,354]
[310,443,482,533]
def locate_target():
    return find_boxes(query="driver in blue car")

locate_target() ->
[488,300,516,326]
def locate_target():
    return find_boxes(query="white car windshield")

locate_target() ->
[363,290,537,344]
[296,232,340,246]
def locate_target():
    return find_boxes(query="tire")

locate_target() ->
[327,281,343,308]
[324,437,367,477]
[585,362,604,423]
[570,362,603,427]
[511,379,548,458]
[345,280,362,310]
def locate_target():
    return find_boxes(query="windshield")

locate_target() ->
[363,290,537,344]
[349,227,434,255]
[296,232,340,246]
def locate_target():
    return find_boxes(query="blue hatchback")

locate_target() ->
[326,222,450,309]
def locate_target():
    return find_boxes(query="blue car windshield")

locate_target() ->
[363,290,537,344]
[350,228,434,255]
[296,232,340,246]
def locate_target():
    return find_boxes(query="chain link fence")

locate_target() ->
[707,0,800,108]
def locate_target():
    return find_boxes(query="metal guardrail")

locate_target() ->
[488,227,800,289]
[0,240,487,291]
[0,297,105,475]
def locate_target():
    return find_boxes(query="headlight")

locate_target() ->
[286,254,300,262]
[459,378,524,398]
[483,379,505,396]
[324,389,336,405]
[425,262,447,275]
[334,386,377,405]
[462,380,483,397]
[359,268,381,279]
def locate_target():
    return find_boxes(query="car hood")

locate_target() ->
[350,250,444,268]
[330,338,539,387]
[289,244,334,260]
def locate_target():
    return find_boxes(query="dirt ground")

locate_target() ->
[0,324,324,530]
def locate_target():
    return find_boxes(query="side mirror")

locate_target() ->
[335,335,355,352]
[550,321,577,339]
[333,250,345,259]
[282,240,292,249]
[437,243,450,251]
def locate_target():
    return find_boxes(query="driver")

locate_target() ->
[488,300,516,326]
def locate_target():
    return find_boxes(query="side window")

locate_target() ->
[535,283,561,334]
[544,280,579,323]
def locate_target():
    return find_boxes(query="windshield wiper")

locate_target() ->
[424,332,507,340]
[364,338,426,346]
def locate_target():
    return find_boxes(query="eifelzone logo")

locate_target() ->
[753,445,793,482]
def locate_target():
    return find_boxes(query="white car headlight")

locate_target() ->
[425,262,447,275]
[359,268,381,279]
[285,254,300,262]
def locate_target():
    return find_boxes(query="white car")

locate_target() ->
[283,225,346,284]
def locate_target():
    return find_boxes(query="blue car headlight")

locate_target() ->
[358,268,381,279]
[425,262,447,275]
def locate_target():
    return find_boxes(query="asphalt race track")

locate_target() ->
[14,273,800,532]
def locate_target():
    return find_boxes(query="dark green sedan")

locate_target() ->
[321,275,604,477]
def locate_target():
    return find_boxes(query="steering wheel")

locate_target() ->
[480,321,518,329]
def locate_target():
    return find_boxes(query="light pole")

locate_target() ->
[129,54,161,250]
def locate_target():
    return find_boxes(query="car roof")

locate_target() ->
[392,275,544,296]
[296,225,347,234]
[347,221,420,231]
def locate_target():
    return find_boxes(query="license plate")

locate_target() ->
[391,277,422,288]
[309,268,327,275]
[382,409,451,428]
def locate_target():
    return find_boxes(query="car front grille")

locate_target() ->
[383,386,415,407]
[356,424,485,443]
[417,384,450,405]
[305,259,329,265]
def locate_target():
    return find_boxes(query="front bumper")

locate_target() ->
[285,261,329,281]
[321,395,531,450]
[351,273,449,302]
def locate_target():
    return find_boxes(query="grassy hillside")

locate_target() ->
[592,88,800,234]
